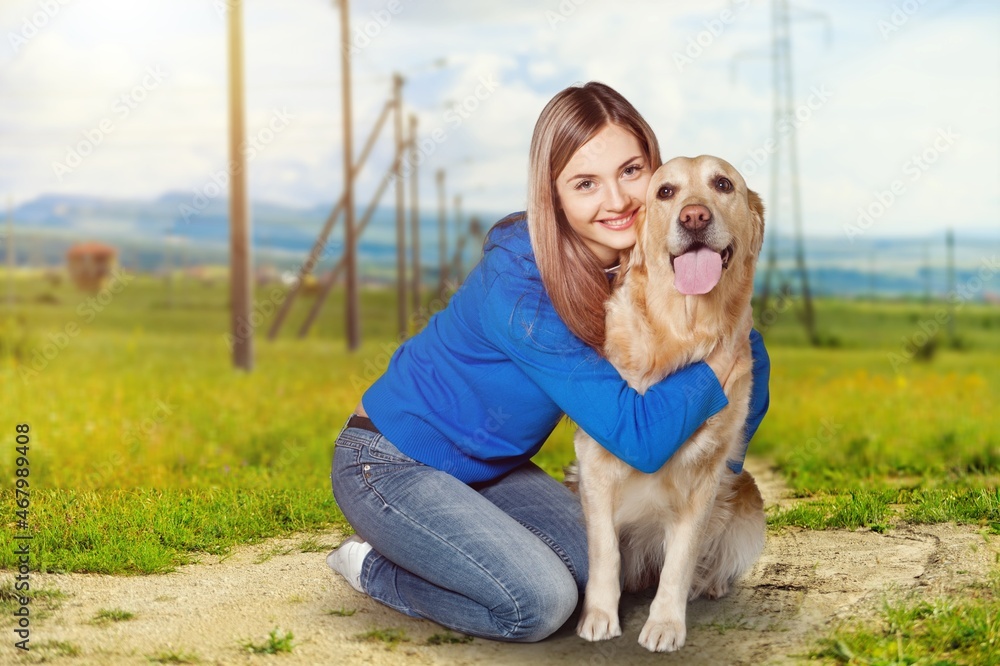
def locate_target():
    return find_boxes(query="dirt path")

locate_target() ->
[3,459,997,665]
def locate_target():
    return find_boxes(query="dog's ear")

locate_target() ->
[747,189,765,257]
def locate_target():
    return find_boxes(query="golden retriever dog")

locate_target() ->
[573,155,766,652]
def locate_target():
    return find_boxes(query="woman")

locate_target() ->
[328,81,770,642]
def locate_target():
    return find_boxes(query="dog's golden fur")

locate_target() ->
[573,155,767,652]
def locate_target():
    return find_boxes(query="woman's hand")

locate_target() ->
[705,308,754,395]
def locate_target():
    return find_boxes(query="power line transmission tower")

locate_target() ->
[739,0,825,345]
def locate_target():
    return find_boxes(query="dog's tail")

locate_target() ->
[690,469,766,600]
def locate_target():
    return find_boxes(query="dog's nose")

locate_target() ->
[678,204,712,231]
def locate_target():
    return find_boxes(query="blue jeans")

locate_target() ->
[330,421,588,642]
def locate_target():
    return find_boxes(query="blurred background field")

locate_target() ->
[1,271,997,574]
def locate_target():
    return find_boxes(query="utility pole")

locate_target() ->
[946,228,956,341]
[436,169,447,296]
[228,0,253,371]
[392,72,406,339]
[338,0,360,350]
[868,251,876,301]
[453,193,463,281]
[6,196,13,309]
[409,113,420,320]
[923,242,931,305]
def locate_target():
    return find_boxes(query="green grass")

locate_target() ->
[31,639,80,658]
[1,271,998,658]
[93,608,136,624]
[148,648,201,663]
[327,607,358,617]
[0,487,342,573]
[0,276,997,566]
[811,574,1000,665]
[355,627,410,650]
[242,628,294,655]
[426,630,475,645]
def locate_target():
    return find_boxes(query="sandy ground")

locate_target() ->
[3,459,997,665]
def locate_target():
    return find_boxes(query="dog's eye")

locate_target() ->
[656,185,674,199]
[715,177,733,192]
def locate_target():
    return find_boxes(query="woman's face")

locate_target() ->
[554,123,651,268]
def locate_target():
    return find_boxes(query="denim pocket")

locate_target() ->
[367,433,418,464]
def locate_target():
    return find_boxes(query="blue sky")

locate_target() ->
[1,0,997,240]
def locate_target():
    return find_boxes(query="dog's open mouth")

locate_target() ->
[669,243,734,295]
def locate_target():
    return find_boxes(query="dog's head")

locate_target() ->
[632,155,764,297]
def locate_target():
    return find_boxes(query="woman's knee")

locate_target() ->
[497,561,579,642]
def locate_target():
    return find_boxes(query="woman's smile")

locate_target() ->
[596,208,639,231]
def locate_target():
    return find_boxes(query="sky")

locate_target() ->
[1,0,998,241]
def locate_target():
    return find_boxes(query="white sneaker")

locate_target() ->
[326,534,373,595]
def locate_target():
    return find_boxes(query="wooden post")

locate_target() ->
[392,72,406,339]
[436,169,447,295]
[409,113,420,320]
[453,193,463,281]
[946,228,956,341]
[227,0,253,371]
[338,0,360,350]
[6,196,12,309]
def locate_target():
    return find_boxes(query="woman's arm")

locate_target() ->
[726,328,771,474]
[481,274,729,474]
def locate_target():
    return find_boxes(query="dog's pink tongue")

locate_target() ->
[673,247,723,295]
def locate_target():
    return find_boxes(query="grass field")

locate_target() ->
[1,269,998,663]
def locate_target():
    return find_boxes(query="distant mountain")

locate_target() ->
[6,193,999,299]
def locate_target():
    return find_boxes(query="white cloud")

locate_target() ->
[0,0,996,241]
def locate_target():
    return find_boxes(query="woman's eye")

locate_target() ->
[716,177,733,192]
[575,179,594,191]
[657,185,674,199]
[623,164,643,177]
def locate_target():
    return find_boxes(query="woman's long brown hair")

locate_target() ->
[526,81,661,353]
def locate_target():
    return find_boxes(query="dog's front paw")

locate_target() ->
[638,617,686,652]
[576,607,621,642]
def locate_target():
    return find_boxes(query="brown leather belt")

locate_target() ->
[346,414,379,433]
